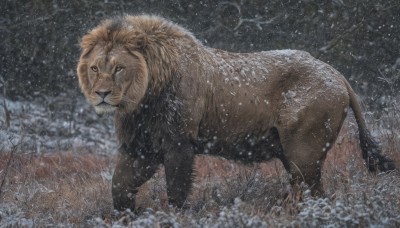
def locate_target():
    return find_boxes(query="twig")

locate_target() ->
[220,1,282,31]
[0,139,18,197]
[377,68,395,94]
[0,77,10,128]
[234,14,282,31]
[290,161,305,183]
[3,97,11,129]
[318,21,364,53]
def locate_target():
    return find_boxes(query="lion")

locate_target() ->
[77,15,396,211]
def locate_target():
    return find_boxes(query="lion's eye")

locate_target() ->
[115,65,124,72]
[90,66,98,72]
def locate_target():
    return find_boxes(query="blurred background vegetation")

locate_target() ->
[1,0,399,108]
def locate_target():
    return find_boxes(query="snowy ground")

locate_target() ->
[1,95,399,227]
[0,94,117,154]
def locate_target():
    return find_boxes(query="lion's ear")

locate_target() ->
[79,33,98,58]
[126,32,149,52]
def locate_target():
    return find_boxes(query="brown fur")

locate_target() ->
[77,15,396,211]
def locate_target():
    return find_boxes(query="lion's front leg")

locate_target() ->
[112,147,160,211]
[163,142,195,208]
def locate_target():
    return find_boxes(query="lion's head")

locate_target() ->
[77,15,189,114]
[77,20,151,114]
[77,17,150,114]
[77,45,148,114]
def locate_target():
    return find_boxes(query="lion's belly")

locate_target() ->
[194,126,282,163]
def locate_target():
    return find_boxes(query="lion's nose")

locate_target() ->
[95,90,111,99]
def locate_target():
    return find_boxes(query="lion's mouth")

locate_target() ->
[94,101,118,114]
[96,100,119,107]
[97,101,111,106]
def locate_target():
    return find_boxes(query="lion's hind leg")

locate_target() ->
[278,119,343,198]
[277,92,347,198]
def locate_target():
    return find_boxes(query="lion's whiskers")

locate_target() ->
[121,96,138,105]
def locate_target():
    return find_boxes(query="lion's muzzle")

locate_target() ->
[93,90,118,114]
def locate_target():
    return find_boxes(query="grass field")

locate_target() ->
[1,109,399,227]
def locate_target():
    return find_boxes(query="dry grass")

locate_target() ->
[1,113,400,226]
[0,152,115,226]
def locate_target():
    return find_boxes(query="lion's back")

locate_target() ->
[200,48,350,138]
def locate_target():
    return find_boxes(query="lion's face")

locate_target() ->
[77,45,149,114]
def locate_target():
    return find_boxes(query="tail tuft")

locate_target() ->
[344,79,396,172]
[359,129,396,172]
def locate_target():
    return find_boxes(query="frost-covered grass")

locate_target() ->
[0,94,117,154]
[0,140,399,227]
[0,98,399,227]
[0,152,114,227]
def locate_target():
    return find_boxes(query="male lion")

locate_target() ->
[77,15,395,211]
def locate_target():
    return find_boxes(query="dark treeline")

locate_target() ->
[1,0,399,107]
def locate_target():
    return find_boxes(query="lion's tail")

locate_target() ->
[344,80,396,172]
